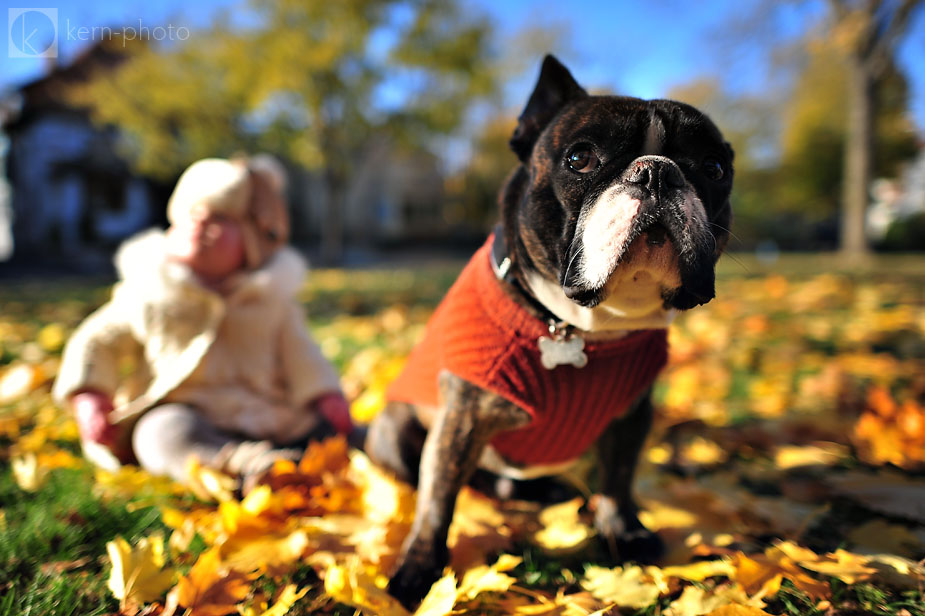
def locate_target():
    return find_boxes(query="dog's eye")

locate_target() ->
[567,149,599,174]
[703,158,725,181]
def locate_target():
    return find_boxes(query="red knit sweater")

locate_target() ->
[387,236,669,466]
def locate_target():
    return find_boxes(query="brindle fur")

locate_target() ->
[365,55,733,608]
[381,372,529,602]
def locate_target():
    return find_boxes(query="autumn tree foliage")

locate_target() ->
[669,19,919,251]
[71,0,501,262]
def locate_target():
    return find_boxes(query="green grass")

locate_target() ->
[0,467,165,616]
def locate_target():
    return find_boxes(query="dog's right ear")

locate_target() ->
[510,55,588,162]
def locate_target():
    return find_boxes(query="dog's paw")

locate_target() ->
[607,525,665,564]
[387,556,445,609]
[594,504,664,564]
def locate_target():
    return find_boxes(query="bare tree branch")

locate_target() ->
[868,0,921,76]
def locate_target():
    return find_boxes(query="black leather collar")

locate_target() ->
[489,225,567,327]
[490,224,514,282]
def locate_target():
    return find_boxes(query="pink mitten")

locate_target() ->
[312,392,354,434]
[71,390,118,446]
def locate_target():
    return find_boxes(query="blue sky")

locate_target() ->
[2,0,924,133]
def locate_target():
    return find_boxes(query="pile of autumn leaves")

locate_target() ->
[1,267,924,615]
[94,437,925,616]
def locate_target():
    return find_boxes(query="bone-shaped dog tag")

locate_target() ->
[538,334,588,369]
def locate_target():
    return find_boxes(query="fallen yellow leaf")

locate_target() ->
[0,363,45,402]
[106,534,175,607]
[11,453,45,491]
[324,557,409,616]
[732,548,831,601]
[351,450,417,525]
[638,499,700,531]
[221,529,310,573]
[258,584,309,616]
[185,458,237,503]
[171,547,254,616]
[730,554,782,599]
[660,559,736,582]
[37,322,66,353]
[864,554,925,589]
[666,586,734,616]
[704,605,772,616]
[533,498,594,553]
[457,554,521,600]
[448,488,511,570]
[794,548,876,584]
[414,572,457,616]
[773,443,848,470]
[682,437,728,466]
[581,565,660,609]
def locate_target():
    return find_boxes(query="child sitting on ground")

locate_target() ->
[53,156,353,490]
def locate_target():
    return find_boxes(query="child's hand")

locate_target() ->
[71,390,118,446]
[312,392,354,435]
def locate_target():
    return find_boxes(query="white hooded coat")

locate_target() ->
[53,229,342,468]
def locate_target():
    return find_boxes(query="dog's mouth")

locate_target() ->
[642,223,668,247]
[562,205,717,311]
[597,223,682,316]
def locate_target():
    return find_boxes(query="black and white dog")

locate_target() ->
[366,55,734,607]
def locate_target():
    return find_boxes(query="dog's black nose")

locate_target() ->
[626,156,685,193]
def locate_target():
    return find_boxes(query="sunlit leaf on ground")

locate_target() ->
[106,533,176,609]
[793,548,877,584]
[731,545,832,601]
[0,363,47,403]
[246,584,309,616]
[863,554,925,589]
[323,556,410,616]
[413,572,457,616]
[772,442,849,469]
[11,452,44,491]
[185,458,238,503]
[658,559,736,583]
[532,498,594,554]
[11,448,82,491]
[166,547,255,616]
[702,605,772,616]
[457,554,521,600]
[664,584,767,616]
[853,386,925,469]
[581,564,661,609]
[447,487,513,570]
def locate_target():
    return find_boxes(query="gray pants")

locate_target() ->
[132,403,324,483]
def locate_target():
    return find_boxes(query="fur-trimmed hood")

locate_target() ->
[114,228,307,302]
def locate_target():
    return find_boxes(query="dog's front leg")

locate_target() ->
[594,387,664,563]
[388,371,529,607]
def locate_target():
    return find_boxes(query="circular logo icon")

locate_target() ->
[10,9,57,57]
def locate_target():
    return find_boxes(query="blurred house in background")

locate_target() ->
[1,41,167,272]
[0,38,458,272]
[290,140,452,259]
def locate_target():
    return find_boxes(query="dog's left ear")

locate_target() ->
[510,55,588,162]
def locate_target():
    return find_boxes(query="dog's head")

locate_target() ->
[501,55,733,317]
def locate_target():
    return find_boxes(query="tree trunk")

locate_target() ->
[839,57,875,259]
[319,177,344,265]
